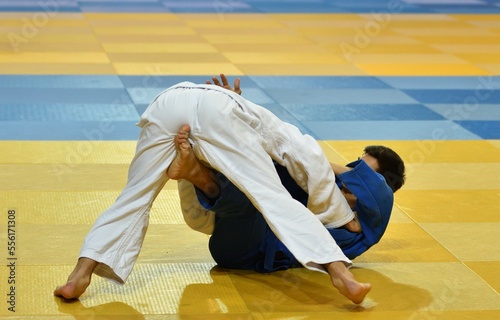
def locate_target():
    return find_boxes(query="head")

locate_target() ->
[362,145,406,192]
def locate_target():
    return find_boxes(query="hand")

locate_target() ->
[206,74,242,95]
[330,162,352,175]
[344,212,362,233]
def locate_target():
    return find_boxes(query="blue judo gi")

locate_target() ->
[200,160,393,272]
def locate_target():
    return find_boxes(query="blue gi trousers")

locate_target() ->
[202,163,363,273]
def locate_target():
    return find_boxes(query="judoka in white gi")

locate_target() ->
[54,75,372,304]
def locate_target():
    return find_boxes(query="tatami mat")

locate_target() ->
[0,1,499,319]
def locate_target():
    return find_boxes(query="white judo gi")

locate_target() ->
[80,82,355,283]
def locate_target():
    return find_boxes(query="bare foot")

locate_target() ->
[167,125,220,198]
[54,258,97,300]
[325,261,372,304]
[167,125,202,180]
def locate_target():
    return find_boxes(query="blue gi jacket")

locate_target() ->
[270,159,393,265]
[200,160,394,273]
[332,159,394,259]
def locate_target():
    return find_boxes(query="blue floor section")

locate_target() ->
[2,0,500,13]
[0,75,498,140]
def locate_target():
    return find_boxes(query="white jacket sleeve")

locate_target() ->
[242,100,354,228]
[177,180,215,235]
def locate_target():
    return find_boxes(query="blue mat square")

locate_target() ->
[402,89,500,104]
[260,103,314,137]
[1,0,498,13]
[0,88,133,104]
[455,120,500,139]
[0,75,124,89]
[162,0,256,13]
[0,75,496,141]
[304,120,481,140]
[429,5,500,13]
[266,89,418,105]
[250,76,391,89]
[252,1,341,13]
[80,1,168,12]
[0,5,79,12]
[425,104,500,121]
[126,88,164,105]
[378,76,500,90]
[0,104,139,122]
[282,104,445,121]
[0,121,140,140]
[120,75,258,90]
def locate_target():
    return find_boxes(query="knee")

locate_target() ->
[208,235,231,267]
[209,235,256,269]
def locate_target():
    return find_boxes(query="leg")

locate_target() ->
[53,258,97,300]
[170,128,360,272]
[167,124,219,198]
[168,125,267,269]
[276,162,362,234]
[55,108,178,299]
[169,134,363,270]
[192,106,347,269]
[325,261,372,304]
[176,119,371,303]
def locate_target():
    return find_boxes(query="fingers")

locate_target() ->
[206,74,242,95]
[219,73,229,86]
[210,74,229,87]
[211,76,221,86]
[233,78,241,94]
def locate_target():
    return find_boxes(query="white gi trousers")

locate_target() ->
[80,82,354,283]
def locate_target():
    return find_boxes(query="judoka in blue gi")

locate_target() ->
[55,75,403,305]
[174,76,405,273]
[177,145,404,273]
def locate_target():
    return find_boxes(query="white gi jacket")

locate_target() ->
[80,82,354,283]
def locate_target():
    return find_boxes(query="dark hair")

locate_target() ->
[364,145,406,192]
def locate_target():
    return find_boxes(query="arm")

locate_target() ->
[177,180,216,235]
[330,162,358,209]
[336,161,382,219]
[336,160,393,244]
[264,120,355,228]
[330,162,352,175]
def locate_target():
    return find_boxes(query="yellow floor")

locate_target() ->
[1,140,499,319]
[0,9,499,320]
[1,13,499,75]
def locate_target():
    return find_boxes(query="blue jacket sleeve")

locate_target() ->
[336,160,394,254]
